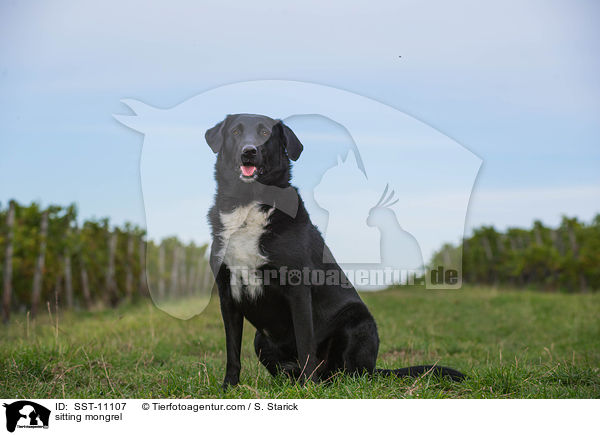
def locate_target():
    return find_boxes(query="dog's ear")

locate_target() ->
[276,121,304,161]
[205,116,230,153]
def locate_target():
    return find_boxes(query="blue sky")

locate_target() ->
[1,0,599,262]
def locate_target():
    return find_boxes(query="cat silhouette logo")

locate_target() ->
[3,401,50,432]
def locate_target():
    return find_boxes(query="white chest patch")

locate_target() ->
[218,202,273,302]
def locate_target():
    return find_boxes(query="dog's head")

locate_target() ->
[205,114,303,187]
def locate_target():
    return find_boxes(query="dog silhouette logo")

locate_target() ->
[114,79,482,317]
[3,401,50,433]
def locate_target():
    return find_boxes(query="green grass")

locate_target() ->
[1,286,599,398]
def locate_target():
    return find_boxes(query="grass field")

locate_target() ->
[1,286,599,399]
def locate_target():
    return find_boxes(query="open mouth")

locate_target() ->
[240,165,257,177]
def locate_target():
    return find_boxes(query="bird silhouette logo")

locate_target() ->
[367,184,424,272]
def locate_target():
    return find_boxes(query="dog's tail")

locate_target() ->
[376,365,465,382]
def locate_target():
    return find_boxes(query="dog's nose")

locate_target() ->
[241,145,257,157]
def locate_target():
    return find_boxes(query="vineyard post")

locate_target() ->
[64,249,73,308]
[187,253,196,297]
[126,233,134,301]
[138,236,147,296]
[178,246,187,296]
[104,231,118,306]
[481,236,495,285]
[201,259,212,294]
[169,245,180,297]
[158,242,165,299]
[568,226,588,292]
[2,201,15,324]
[31,210,49,318]
[79,261,92,309]
[64,227,73,309]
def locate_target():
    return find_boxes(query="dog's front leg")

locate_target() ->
[215,265,244,389]
[288,285,318,383]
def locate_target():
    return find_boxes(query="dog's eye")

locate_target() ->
[261,129,270,137]
[232,129,240,136]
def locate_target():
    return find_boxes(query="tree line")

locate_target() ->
[431,215,600,292]
[3,200,597,324]
[0,200,211,324]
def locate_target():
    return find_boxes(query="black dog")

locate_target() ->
[206,114,464,388]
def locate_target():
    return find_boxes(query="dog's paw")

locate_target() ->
[222,375,239,390]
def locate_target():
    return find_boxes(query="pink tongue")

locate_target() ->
[241,165,257,177]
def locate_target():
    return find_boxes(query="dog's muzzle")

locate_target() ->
[240,145,260,181]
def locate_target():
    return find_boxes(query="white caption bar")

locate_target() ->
[0,399,595,435]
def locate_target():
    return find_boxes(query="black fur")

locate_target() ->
[206,114,465,388]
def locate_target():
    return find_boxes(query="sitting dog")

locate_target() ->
[206,114,464,388]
